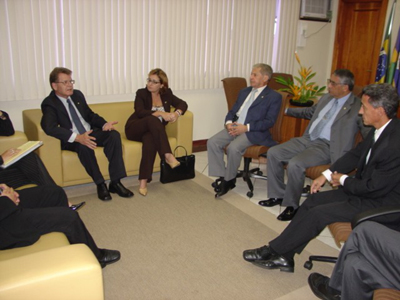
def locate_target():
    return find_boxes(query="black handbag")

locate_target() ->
[160,146,195,184]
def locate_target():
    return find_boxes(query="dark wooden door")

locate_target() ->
[332,0,388,86]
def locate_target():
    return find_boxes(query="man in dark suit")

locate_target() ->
[259,69,370,221]
[41,67,133,201]
[207,63,282,198]
[243,83,400,273]
[0,183,120,268]
[309,221,400,300]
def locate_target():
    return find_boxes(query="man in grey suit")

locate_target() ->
[309,220,400,300]
[259,69,369,221]
[207,63,282,198]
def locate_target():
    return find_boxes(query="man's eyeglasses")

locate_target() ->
[147,78,160,84]
[56,80,75,85]
[327,79,343,86]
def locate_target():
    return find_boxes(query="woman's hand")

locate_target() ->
[1,148,21,162]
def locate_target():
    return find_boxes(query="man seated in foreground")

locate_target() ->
[0,184,120,268]
[207,63,282,198]
[242,83,400,273]
[309,221,400,300]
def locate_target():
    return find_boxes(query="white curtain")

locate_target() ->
[0,0,294,101]
[272,0,300,73]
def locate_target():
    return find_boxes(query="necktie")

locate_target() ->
[237,89,257,124]
[365,132,376,165]
[310,99,339,141]
[67,98,86,134]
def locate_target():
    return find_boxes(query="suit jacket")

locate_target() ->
[125,88,188,128]
[41,90,107,147]
[0,196,40,250]
[226,86,282,147]
[330,118,400,207]
[287,93,370,163]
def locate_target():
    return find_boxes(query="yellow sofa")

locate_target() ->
[23,102,193,187]
[0,232,103,300]
[0,131,28,154]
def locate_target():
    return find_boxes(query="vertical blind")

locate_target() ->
[0,0,297,101]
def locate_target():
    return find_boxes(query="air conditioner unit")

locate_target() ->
[300,0,331,22]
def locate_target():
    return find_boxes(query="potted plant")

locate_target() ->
[275,52,326,107]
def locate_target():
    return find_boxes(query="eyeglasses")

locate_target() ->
[147,78,160,84]
[56,80,75,85]
[327,79,343,86]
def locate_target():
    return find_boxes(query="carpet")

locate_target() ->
[72,172,338,300]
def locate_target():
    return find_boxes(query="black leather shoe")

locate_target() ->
[109,181,134,198]
[301,185,311,197]
[70,201,86,211]
[215,179,236,198]
[252,254,294,273]
[277,206,298,221]
[308,273,341,300]
[243,245,273,262]
[258,198,283,207]
[211,177,223,189]
[97,183,112,201]
[98,249,121,268]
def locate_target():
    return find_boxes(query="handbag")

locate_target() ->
[160,146,195,184]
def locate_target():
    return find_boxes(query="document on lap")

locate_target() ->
[1,141,43,169]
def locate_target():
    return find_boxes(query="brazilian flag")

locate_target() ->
[375,0,396,83]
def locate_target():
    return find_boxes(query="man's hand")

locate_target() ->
[0,184,20,206]
[331,171,344,187]
[1,148,21,162]
[311,175,327,194]
[103,121,118,131]
[75,130,97,150]
[227,122,247,136]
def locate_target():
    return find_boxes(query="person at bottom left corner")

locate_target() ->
[0,183,120,268]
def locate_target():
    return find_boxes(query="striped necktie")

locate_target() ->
[67,98,86,134]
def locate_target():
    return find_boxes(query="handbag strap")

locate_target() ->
[173,146,188,157]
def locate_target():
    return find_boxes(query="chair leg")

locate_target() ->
[242,157,255,198]
[304,255,337,270]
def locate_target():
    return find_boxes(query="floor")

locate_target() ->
[194,151,339,250]
[65,150,339,250]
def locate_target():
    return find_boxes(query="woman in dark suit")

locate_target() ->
[125,69,188,196]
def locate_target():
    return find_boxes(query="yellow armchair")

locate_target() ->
[0,232,104,300]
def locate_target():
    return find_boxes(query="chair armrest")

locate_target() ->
[352,205,400,229]
[165,110,193,157]
[0,131,28,153]
[0,244,103,300]
[23,109,63,185]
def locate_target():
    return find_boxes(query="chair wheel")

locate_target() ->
[247,191,254,198]
[256,171,263,176]
[304,261,313,270]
